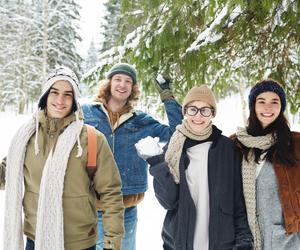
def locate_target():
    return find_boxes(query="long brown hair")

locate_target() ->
[240,104,296,166]
[94,79,140,109]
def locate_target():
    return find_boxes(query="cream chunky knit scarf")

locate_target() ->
[165,120,212,184]
[3,114,83,250]
[236,127,276,250]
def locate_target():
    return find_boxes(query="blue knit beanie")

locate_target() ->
[248,79,286,112]
[106,63,137,85]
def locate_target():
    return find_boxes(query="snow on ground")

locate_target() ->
[0,94,299,249]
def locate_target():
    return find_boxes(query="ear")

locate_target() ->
[132,84,138,91]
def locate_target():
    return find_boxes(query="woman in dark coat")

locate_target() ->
[136,85,253,250]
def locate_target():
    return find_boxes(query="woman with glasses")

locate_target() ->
[136,85,253,250]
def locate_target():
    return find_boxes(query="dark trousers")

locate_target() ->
[25,238,96,250]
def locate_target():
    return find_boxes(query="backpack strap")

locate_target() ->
[86,124,97,179]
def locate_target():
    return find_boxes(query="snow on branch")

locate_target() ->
[272,0,290,31]
[185,5,242,54]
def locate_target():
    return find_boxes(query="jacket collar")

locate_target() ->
[92,101,135,130]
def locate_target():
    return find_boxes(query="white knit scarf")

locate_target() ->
[3,114,83,250]
[236,127,276,250]
[165,120,213,184]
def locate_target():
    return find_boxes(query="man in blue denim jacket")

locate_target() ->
[82,63,182,250]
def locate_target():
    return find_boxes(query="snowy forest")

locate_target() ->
[0,0,299,121]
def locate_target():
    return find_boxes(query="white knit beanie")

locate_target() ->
[35,66,82,157]
[38,66,80,111]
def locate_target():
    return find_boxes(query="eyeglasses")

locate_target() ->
[185,106,214,117]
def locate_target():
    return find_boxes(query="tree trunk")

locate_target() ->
[237,81,247,126]
[42,0,49,83]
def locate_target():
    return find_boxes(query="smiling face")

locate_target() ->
[109,74,133,105]
[184,100,214,133]
[255,91,281,128]
[46,80,74,118]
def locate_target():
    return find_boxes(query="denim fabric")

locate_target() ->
[25,237,96,250]
[82,99,182,195]
[96,206,138,250]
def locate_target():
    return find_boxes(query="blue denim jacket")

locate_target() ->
[82,99,182,195]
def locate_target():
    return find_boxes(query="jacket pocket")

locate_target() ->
[63,196,96,240]
[271,224,293,250]
[123,122,140,132]
[219,201,235,245]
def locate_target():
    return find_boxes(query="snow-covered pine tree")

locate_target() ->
[82,0,300,117]
[34,0,82,78]
[83,40,98,72]
[0,0,42,114]
[0,0,82,113]
[99,0,121,53]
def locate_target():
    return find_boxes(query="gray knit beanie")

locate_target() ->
[106,63,137,85]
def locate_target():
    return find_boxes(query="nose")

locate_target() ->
[119,79,127,87]
[56,94,65,104]
[194,111,204,118]
[264,103,273,109]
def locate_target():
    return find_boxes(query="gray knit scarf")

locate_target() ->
[165,119,213,184]
[3,114,83,250]
[236,127,276,250]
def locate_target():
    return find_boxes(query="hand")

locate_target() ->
[155,73,171,91]
[154,73,174,100]
[135,136,163,160]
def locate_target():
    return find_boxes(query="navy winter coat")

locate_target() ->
[148,126,253,250]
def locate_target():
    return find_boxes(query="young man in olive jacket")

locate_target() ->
[2,66,124,250]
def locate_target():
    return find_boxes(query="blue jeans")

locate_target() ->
[96,206,137,250]
[25,237,96,250]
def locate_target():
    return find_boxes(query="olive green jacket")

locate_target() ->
[22,111,124,249]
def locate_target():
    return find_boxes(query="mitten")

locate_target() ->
[154,73,174,101]
[135,136,163,160]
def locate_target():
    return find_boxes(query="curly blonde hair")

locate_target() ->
[94,79,140,108]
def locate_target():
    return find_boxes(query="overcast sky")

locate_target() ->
[76,0,107,58]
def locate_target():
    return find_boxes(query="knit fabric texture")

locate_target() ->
[34,66,83,157]
[248,79,286,112]
[4,115,83,250]
[165,119,213,183]
[236,127,276,250]
[182,85,217,115]
[106,62,137,85]
[38,66,80,111]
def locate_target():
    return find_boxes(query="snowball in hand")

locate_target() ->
[135,136,163,160]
